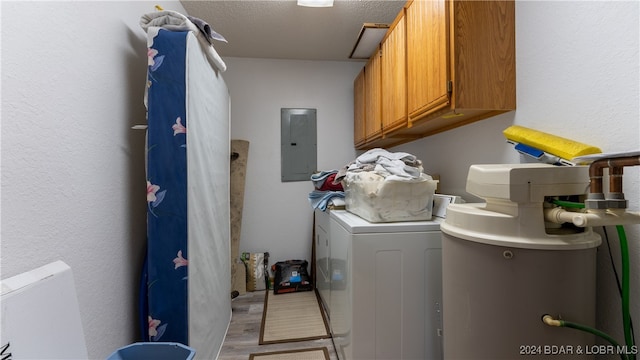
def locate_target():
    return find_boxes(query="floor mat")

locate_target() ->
[259,290,330,344]
[249,347,330,360]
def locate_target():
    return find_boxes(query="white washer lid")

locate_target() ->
[330,210,442,234]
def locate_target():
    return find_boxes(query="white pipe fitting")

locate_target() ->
[544,208,640,227]
[542,315,562,327]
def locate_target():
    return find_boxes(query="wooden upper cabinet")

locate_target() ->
[364,48,383,143]
[351,0,515,149]
[406,0,449,121]
[381,12,407,134]
[406,0,516,136]
[353,68,366,148]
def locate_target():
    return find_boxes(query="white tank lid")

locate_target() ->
[442,164,601,250]
[441,203,601,250]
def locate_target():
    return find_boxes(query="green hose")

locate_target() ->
[563,320,627,360]
[562,320,621,346]
[549,199,635,358]
[551,199,585,209]
[544,316,627,360]
[618,224,635,360]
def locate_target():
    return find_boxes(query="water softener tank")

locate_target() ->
[441,164,601,359]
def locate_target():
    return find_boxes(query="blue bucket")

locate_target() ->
[106,342,195,360]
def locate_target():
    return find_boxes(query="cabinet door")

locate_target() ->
[450,0,516,110]
[364,49,383,142]
[353,69,366,148]
[406,0,449,121]
[381,15,407,133]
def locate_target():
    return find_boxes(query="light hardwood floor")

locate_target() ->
[218,290,339,360]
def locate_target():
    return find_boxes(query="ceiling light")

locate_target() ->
[297,0,334,7]
[349,23,389,59]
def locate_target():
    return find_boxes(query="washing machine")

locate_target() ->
[329,210,443,360]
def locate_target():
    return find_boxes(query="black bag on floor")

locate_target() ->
[272,259,313,294]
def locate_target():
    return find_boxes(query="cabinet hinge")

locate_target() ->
[447,80,453,94]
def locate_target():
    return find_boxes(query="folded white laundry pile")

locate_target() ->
[340,149,438,223]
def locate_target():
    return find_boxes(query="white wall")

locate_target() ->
[2,0,638,357]
[223,57,360,266]
[394,0,639,351]
[1,1,187,358]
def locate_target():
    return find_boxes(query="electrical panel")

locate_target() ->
[281,108,317,182]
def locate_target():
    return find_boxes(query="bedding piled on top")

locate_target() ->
[308,170,345,211]
[338,148,438,223]
[140,9,227,72]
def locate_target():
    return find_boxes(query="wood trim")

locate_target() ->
[408,96,450,123]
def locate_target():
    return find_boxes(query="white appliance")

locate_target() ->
[1,261,88,359]
[329,210,443,360]
[441,164,601,359]
[315,208,332,314]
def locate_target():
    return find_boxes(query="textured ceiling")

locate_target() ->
[180,0,405,61]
